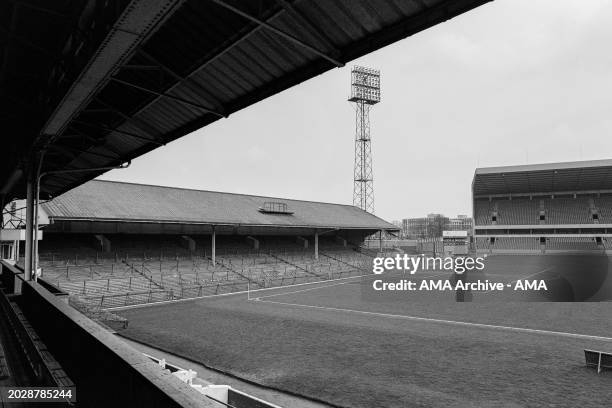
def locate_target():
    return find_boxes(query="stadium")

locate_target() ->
[474,159,612,254]
[3,169,612,407]
[1,1,611,408]
[36,179,394,310]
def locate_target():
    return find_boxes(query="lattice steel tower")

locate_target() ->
[349,66,380,213]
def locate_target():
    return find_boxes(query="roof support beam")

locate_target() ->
[137,49,227,115]
[63,127,106,145]
[42,173,84,185]
[81,108,113,114]
[41,0,186,137]
[48,144,120,162]
[46,145,78,161]
[71,119,164,146]
[412,0,429,10]
[191,9,284,73]
[93,96,163,143]
[44,149,98,170]
[41,162,131,193]
[274,0,340,57]
[40,176,74,187]
[65,125,125,158]
[121,64,162,71]
[109,77,225,117]
[112,6,292,127]
[208,0,344,67]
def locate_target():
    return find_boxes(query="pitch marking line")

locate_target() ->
[106,270,532,311]
[252,271,456,301]
[107,272,373,311]
[255,299,612,342]
[253,275,376,300]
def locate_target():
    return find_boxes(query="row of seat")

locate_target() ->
[475,236,602,251]
[36,234,372,310]
[476,237,541,250]
[38,235,347,266]
[546,237,600,250]
[496,199,541,225]
[475,196,604,225]
[81,268,364,310]
[55,275,157,296]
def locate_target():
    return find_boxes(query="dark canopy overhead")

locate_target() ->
[1,0,492,200]
[472,159,612,196]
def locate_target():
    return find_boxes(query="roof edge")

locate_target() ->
[45,216,399,231]
[475,159,612,176]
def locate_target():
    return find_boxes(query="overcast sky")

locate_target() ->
[99,0,612,222]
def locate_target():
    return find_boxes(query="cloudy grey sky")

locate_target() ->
[100,0,612,222]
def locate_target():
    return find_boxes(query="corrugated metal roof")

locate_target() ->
[2,0,492,199]
[42,180,397,230]
[473,160,612,196]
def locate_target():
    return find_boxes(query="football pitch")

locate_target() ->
[117,256,612,408]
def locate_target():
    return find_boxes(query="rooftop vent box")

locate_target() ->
[259,201,294,215]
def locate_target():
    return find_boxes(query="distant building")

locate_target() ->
[447,214,473,233]
[402,214,472,239]
[403,217,426,239]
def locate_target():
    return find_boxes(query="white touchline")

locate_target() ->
[253,271,455,300]
[106,270,527,311]
[255,275,375,300]
[256,299,612,342]
[107,272,374,311]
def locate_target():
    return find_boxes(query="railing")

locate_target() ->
[37,248,368,309]
[56,276,156,296]
[77,267,366,310]
[68,296,128,330]
[81,289,174,309]
[12,265,215,407]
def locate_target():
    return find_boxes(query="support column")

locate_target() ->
[314,231,319,260]
[181,235,196,252]
[95,234,112,252]
[296,236,309,249]
[211,226,216,266]
[246,236,259,250]
[379,230,383,253]
[24,176,34,281]
[33,174,41,279]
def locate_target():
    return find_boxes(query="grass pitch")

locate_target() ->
[117,256,612,408]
